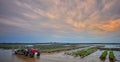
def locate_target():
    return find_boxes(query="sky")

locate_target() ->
[0,0,120,43]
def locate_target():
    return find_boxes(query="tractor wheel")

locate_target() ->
[37,52,40,56]
[29,53,34,58]
[24,51,28,56]
[23,51,25,55]
[15,51,17,54]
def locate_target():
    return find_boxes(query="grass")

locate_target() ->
[41,47,71,53]
[73,50,87,57]
[34,44,88,53]
[0,44,88,53]
[40,46,87,53]
[109,51,115,60]
[73,48,97,58]
[100,50,108,60]
[0,44,25,49]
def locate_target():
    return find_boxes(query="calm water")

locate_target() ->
[104,45,120,48]
[0,44,120,62]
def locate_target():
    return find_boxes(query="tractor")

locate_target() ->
[14,45,40,57]
[24,48,40,57]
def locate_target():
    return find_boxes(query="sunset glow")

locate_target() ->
[0,0,120,43]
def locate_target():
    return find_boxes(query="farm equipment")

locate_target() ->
[14,48,25,55]
[14,45,40,57]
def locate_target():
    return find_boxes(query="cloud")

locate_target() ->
[98,19,120,32]
[0,0,120,42]
[66,19,85,31]
[102,0,117,11]
[22,13,39,19]
[1,0,120,34]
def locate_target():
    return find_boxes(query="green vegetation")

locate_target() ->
[0,44,88,53]
[109,51,115,60]
[73,48,97,58]
[100,50,108,59]
[0,44,25,49]
[41,47,74,53]
[35,44,87,53]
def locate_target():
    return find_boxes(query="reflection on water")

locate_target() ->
[13,54,40,62]
[0,45,120,62]
[0,49,40,62]
[104,45,120,48]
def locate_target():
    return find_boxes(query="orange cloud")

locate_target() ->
[86,19,120,34]
[67,19,85,29]
[98,19,120,32]
[65,18,120,34]
[13,0,120,35]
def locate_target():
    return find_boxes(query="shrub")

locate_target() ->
[100,50,107,59]
[109,51,115,60]
[73,48,97,58]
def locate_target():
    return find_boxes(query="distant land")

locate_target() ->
[0,42,120,45]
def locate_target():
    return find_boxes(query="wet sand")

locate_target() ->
[0,49,120,62]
